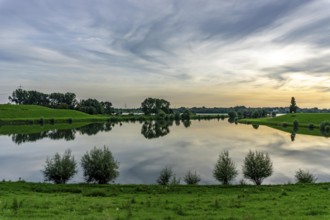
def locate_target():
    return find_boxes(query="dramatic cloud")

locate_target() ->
[0,0,330,107]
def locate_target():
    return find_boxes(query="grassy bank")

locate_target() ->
[239,113,330,128]
[0,104,107,125]
[0,182,329,219]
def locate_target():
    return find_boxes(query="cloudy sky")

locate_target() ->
[1,0,330,108]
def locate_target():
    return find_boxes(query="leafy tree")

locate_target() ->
[156,167,173,185]
[289,97,298,113]
[42,149,77,184]
[141,121,171,139]
[9,88,29,104]
[101,101,113,115]
[184,170,201,185]
[228,111,237,119]
[295,169,317,184]
[78,99,104,115]
[213,150,238,185]
[141,98,172,115]
[81,146,119,184]
[181,109,191,120]
[243,150,273,185]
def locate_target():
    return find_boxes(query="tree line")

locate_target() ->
[9,88,113,115]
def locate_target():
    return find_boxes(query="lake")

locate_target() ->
[0,119,329,184]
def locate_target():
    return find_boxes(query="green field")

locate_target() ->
[0,182,329,219]
[0,104,105,121]
[239,113,330,128]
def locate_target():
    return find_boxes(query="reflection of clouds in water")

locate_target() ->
[1,120,330,184]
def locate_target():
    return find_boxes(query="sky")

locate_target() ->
[0,0,330,108]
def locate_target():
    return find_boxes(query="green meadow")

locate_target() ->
[239,113,330,128]
[0,104,106,123]
[239,113,330,137]
[0,182,329,220]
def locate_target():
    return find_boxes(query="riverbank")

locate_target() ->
[239,113,330,128]
[0,181,329,219]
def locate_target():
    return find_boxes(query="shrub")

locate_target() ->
[156,167,173,185]
[42,149,77,184]
[213,150,238,185]
[243,150,273,185]
[39,117,44,125]
[49,118,55,124]
[308,123,314,130]
[184,170,201,185]
[81,146,119,184]
[293,119,299,131]
[320,121,330,133]
[295,169,317,184]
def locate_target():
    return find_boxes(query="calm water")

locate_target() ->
[0,120,330,184]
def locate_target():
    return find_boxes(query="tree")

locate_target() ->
[78,99,104,115]
[141,98,172,115]
[213,150,238,185]
[184,170,201,185]
[228,111,237,119]
[289,97,298,113]
[81,146,119,184]
[9,88,28,104]
[243,150,273,185]
[101,101,113,115]
[42,149,77,184]
[156,167,173,185]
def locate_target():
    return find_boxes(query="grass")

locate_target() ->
[239,113,330,128]
[239,113,330,137]
[0,104,101,120]
[0,182,329,219]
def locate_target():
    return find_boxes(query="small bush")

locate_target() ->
[42,149,77,184]
[308,123,314,130]
[39,117,44,125]
[184,170,201,185]
[293,119,299,131]
[295,169,317,184]
[67,118,73,124]
[243,150,273,185]
[49,118,55,124]
[157,167,173,186]
[81,146,119,184]
[213,150,238,185]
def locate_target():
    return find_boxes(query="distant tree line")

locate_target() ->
[8,88,113,115]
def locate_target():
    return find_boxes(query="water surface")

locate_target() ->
[0,120,329,184]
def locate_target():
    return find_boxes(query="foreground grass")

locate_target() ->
[0,182,329,219]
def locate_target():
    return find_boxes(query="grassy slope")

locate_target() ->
[0,104,103,120]
[0,182,329,219]
[239,113,330,127]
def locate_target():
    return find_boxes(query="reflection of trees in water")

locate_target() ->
[141,120,171,139]
[141,119,192,139]
[182,119,191,128]
[48,129,76,141]
[12,132,49,145]
[252,124,259,130]
[10,122,115,144]
[77,123,113,135]
[290,132,296,142]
